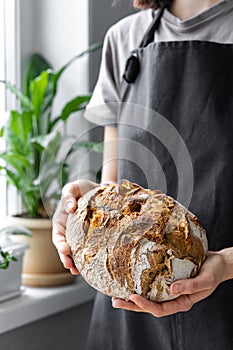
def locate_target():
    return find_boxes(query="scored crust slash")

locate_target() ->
[66,180,208,302]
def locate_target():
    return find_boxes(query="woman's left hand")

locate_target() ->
[112,251,229,317]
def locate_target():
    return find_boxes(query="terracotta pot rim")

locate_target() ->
[7,215,52,230]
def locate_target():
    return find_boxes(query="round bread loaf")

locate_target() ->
[66,180,208,302]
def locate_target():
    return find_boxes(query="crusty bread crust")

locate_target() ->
[66,180,208,302]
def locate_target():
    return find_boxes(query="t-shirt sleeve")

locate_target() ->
[84,27,121,126]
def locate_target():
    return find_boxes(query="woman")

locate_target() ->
[53,0,233,349]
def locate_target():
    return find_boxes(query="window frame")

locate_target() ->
[0,0,21,222]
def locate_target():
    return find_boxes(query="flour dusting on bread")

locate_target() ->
[66,180,208,302]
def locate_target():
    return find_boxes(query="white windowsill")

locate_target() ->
[0,275,96,335]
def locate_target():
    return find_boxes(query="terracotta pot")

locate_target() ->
[7,216,75,287]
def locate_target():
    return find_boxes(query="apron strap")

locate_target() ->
[123,1,170,84]
[139,1,170,48]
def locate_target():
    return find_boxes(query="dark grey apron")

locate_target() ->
[87,6,233,350]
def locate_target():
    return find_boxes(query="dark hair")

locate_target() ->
[133,0,172,9]
[133,0,156,9]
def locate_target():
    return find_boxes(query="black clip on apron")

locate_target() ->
[123,2,168,84]
[88,3,233,350]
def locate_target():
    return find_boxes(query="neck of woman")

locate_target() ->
[169,0,222,20]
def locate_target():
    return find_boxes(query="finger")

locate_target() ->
[129,294,193,317]
[70,266,80,275]
[61,180,96,209]
[62,182,81,200]
[60,196,77,214]
[54,196,76,218]
[112,297,143,312]
[52,221,71,254]
[52,208,71,241]
[52,207,74,255]
[55,239,71,255]
[171,252,226,296]
[58,251,72,268]
[59,183,80,214]
[57,251,79,274]
[170,272,214,296]
[129,294,166,316]
[186,289,213,305]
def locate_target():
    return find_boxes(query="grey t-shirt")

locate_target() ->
[85,0,233,125]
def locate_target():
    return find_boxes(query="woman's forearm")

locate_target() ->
[219,247,233,281]
[101,126,118,183]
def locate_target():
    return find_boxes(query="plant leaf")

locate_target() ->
[8,110,32,145]
[32,131,61,156]
[38,162,63,198]
[67,141,104,158]
[0,151,31,174]
[60,95,91,120]
[0,126,4,137]
[57,42,103,79]
[0,80,33,111]
[0,225,32,237]
[36,70,59,134]
[20,185,41,217]
[24,53,52,97]
[0,167,21,191]
[0,250,17,269]
[51,95,91,130]
[2,111,32,157]
[46,43,103,131]
[30,70,49,126]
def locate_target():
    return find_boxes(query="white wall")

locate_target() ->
[20,0,91,180]
[20,0,89,102]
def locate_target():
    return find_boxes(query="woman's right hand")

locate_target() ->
[52,179,99,275]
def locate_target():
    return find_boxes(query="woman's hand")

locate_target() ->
[52,179,98,275]
[112,250,233,317]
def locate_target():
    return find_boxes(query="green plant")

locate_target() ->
[0,43,103,218]
[0,250,17,269]
[0,225,31,269]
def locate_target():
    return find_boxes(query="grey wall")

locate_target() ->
[89,0,136,90]
[88,0,136,181]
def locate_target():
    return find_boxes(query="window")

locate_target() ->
[0,0,20,221]
[0,0,7,222]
